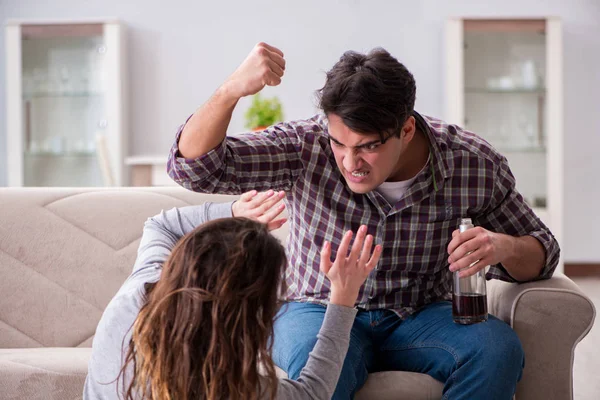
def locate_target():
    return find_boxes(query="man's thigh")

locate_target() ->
[272,302,327,375]
[377,301,523,383]
[272,302,375,398]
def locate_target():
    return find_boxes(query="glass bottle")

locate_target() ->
[452,218,488,324]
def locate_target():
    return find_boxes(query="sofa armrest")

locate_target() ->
[487,274,596,400]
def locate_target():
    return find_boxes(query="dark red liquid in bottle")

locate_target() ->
[452,293,488,324]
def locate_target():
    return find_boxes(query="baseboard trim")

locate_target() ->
[564,263,600,277]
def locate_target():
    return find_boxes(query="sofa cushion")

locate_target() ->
[355,371,443,400]
[0,187,444,399]
[0,188,241,348]
[0,347,443,400]
[0,348,90,400]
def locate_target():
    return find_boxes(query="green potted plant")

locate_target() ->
[244,94,284,131]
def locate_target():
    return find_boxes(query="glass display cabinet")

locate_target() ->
[445,17,563,270]
[5,19,127,186]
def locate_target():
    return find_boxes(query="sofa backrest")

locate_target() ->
[0,187,289,348]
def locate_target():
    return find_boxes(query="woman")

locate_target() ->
[84,190,381,400]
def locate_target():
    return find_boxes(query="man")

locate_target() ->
[167,42,560,399]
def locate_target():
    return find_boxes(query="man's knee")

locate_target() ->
[277,333,368,398]
[273,308,370,399]
[490,324,524,374]
[282,335,320,378]
[469,319,525,376]
[272,303,326,378]
[335,338,370,397]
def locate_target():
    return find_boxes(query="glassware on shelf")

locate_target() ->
[521,60,538,89]
[32,68,47,93]
[75,71,90,93]
[49,136,65,154]
[525,124,537,148]
[59,66,72,93]
[486,76,515,90]
[22,71,34,94]
[29,140,40,154]
[497,123,510,145]
[74,139,86,153]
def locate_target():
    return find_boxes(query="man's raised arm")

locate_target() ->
[178,42,286,159]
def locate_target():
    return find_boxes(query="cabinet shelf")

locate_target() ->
[23,91,104,99]
[24,151,96,157]
[465,87,546,95]
[6,19,126,187]
[496,146,546,153]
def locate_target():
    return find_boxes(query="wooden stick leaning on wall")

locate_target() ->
[95,133,115,186]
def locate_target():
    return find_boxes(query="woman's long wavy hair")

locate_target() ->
[118,217,287,400]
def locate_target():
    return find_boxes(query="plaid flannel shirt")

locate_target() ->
[167,111,560,318]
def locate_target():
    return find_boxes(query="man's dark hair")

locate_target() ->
[317,48,416,142]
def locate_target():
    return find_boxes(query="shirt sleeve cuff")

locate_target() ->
[204,201,234,220]
[528,230,560,279]
[320,304,358,338]
[487,230,560,283]
[167,119,228,189]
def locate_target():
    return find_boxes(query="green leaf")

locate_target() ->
[244,94,284,129]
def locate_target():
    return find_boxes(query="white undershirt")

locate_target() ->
[375,177,417,204]
[375,155,430,204]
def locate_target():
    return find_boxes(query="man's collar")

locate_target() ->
[413,111,450,190]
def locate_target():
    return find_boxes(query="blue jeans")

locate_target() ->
[273,301,524,400]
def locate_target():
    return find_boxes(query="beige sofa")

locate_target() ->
[0,187,595,400]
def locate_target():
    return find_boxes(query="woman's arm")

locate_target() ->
[130,202,232,276]
[273,226,383,399]
[274,304,357,399]
[131,190,286,276]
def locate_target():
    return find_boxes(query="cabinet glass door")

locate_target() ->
[463,20,547,209]
[21,24,106,186]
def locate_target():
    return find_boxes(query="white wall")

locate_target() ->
[1,0,598,262]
